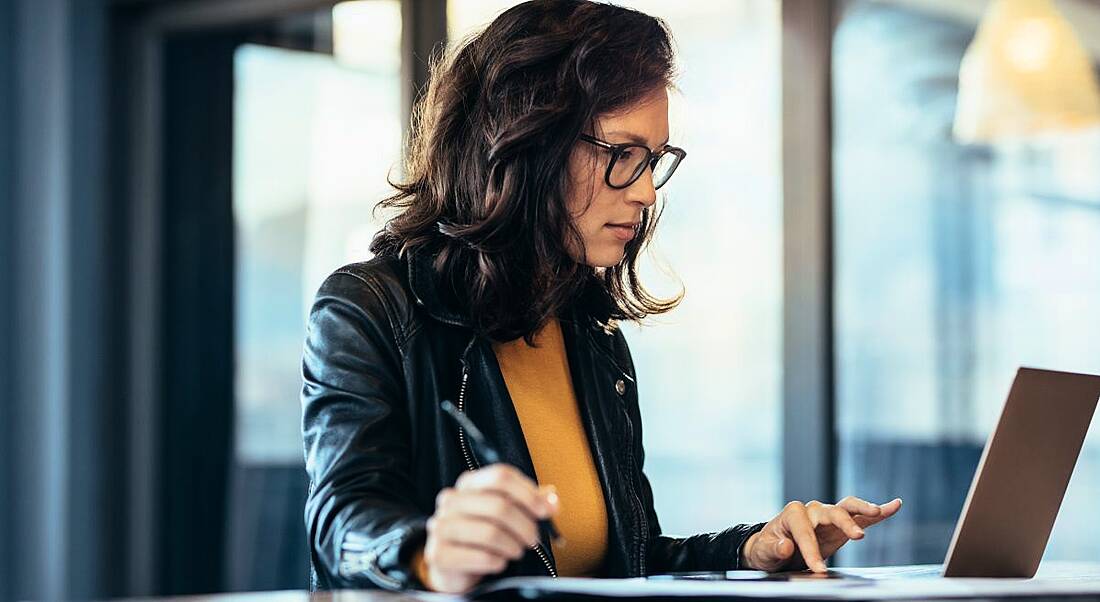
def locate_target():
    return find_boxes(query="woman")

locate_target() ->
[301,0,901,594]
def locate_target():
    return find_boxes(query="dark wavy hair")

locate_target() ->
[370,0,683,343]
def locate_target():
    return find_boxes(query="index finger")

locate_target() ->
[455,464,549,520]
[837,496,881,517]
[854,498,903,528]
[782,505,826,573]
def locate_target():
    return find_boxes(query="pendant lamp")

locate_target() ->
[953,0,1100,143]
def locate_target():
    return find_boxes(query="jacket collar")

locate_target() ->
[405,245,612,337]
[405,246,472,328]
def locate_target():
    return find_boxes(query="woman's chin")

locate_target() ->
[584,246,628,268]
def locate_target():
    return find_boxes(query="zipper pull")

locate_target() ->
[459,333,478,373]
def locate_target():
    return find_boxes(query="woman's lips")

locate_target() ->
[605,223,637,241]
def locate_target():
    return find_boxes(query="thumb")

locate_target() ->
[751,532,795,571]
[774,536,795,560]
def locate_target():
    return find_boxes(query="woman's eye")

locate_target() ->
[618,149,634,159]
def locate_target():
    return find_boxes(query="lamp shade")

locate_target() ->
[954,0,1100,143]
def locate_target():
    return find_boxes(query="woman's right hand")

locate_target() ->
[420,464,560,594]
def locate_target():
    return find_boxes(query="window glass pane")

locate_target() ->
[448,0,518,39]
[447,0,783,534]
[834,0,1100,565]
[233,0,402,464]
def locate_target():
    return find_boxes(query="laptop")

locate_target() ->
[828,367,1100,580]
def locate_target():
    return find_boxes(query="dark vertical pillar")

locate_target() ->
[401,0,447,139]
[0,0,14,595]
[9,1,75,599]
[111,11,164,596]
[781,0,837,507]
[67,0,126,597]
[5,0,118,598]
[158,32,239,596]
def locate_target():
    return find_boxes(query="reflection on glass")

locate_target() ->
[233,6,402,464]
[834,0,1100,566]
[447,0,784,535]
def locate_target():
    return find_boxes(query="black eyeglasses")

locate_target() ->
[578,133,687,190]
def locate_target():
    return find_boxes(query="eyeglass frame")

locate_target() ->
[578,133,687,190]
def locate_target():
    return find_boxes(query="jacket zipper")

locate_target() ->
[586,328,647,576]
[618,398,648,577]
[456,356,558,578]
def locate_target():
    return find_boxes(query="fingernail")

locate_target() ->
[855,528,865,537]
[539,485,560,515]
[816,562,828,572]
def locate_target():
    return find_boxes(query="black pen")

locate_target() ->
[440,400,562,544]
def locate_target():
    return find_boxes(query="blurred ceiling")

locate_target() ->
[876,0,1100,59]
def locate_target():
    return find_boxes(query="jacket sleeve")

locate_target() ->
[301,270,431,591]
[612,329,767,574]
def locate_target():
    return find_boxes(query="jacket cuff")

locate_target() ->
[734,522,769,570]
[338,519,429,590]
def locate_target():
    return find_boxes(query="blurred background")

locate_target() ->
[2,0,1100,599]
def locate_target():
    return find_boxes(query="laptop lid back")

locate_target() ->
[943,367,1100,578]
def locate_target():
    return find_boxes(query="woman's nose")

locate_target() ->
[625,166,658,207]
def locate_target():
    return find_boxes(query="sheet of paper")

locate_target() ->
[830,564,942,579]
[468,574,1100,600]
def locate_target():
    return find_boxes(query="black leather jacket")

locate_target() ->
[300,248,765,591]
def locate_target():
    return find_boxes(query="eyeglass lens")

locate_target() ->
[609,146,681,189]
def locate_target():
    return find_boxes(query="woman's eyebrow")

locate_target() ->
[603,130,671,147]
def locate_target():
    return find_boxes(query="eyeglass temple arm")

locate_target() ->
[579,134,615,150]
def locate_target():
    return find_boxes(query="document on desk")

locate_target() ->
[463,575,1100,600]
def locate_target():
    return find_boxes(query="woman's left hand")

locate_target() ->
[740,496,903,573]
